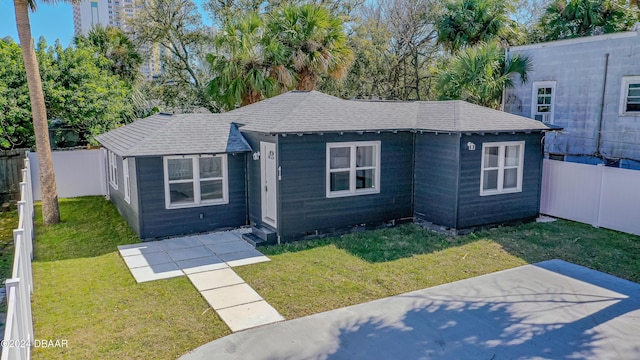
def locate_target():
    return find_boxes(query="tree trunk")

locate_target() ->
[296,67,318,91]
[14,0,60,225]
[240,89,262,106]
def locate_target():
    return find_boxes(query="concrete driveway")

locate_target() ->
[180,260,640,360]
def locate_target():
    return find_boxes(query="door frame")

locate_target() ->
[260,141,277,228]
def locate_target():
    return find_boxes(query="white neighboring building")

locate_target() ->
[72,0,161,79]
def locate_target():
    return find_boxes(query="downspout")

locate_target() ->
[596,53,609,158]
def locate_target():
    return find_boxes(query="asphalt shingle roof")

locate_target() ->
[230,91,552,134]
[95,114,251,157]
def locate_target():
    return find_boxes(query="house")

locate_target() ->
[503,28,640,169]
[96,91,552,243]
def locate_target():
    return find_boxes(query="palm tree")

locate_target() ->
[208,14,292,110]
[13,0,60,224]
[268,4,354,91]
[437,41,532,109]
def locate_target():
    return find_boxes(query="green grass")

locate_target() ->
[31,197,230,360]
[0,209,18,282]
[29,196,640,359]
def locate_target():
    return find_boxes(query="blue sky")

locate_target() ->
[0,0,211,46]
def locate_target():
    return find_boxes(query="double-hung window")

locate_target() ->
[531,81,556,124]
[123,158,131,203]
[326,141,381,198]
[620,76,640,115]
[480,141,525,196]
[164,155,228,209]
[108,150,118,189]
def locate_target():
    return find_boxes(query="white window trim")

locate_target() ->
[531,81,556,124]
[480,141,525,196]
[108,151,118,190]
[619,76,640,116]
[163,154,229,209]
[326,141,381,198]
[123,158,131,204]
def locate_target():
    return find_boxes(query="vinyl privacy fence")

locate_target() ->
[540,159,640,236]
[2,155,34,360]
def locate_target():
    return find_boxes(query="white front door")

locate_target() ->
[260,142,277,228]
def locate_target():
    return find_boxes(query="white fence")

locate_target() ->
[27,149,107,201]
[540,159,640,236]
[2,155,35,360]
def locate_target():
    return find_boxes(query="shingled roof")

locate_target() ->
[228,91,552,134]
[95,113,251,157]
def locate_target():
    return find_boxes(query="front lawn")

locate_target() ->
[30,196,640,359]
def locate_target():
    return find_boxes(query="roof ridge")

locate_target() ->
[274,91,319,132]
[126,114,180,155]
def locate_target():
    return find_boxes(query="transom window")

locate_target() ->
[620,76,640,115]
[108,150,118,190]
[480,141,525,196]
[163,155,228,209]
[326,141,381,198]
[532,81,556,124]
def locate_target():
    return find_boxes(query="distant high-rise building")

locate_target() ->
[72,0,161,79]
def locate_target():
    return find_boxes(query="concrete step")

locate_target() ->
[242,233,266,247]
[251,226,277,243]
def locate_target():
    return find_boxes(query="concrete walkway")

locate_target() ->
[118,230,284,332]
[180,260,640,360]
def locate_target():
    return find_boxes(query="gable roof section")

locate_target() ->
[230,91,552,134]
[95,114,251,157]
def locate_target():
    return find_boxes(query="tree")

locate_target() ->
[74,26,143,84]
[13,0,60,224]
[207,14,292,110]
[537,0,638,41]
[0,38,33,149]
[268,3,354,91]
[130,0,216,112]
[436,0,518,52]
[436,41,532,109]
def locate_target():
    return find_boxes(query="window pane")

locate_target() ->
[544,96,551,104]
[537,96,545,105]
[544,88,552,95]
[356,146,375,167]
[168,158,193,180]
[537,105,550,112]
[627,89,640,97]
[537,88,545,95]
[200,157,222,178]
[169,182,194,204]
[356,169,375,189]
[201,180,223,201]
[504,145,520,166]
[534,114,543,121]
[330,147,350,169]
[627,103,640,112]
[483,169,498,191]
[484,147,499,168]
[330,171,350,192]
[504,168,518,189]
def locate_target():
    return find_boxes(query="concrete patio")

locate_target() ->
[180,260,640,360]
[118,230,284,332]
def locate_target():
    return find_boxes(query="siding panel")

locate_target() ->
[137,154,248,239]
[456,133,543,229]
[277,132,414,242]
[108,153,141,237]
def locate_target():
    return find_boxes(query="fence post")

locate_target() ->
[592,163,605,228]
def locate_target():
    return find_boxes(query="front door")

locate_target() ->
[260,142,277,228]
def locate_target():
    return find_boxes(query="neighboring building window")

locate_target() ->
[123,158,131,203]
[326,141,381,198]
[480,141,525,196]
[108,151,118,190]
[531,81,556,124]
[163,155,228,209]
[620,76,640,115]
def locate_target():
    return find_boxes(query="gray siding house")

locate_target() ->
[97,91,552,243]
[504,28,640,169]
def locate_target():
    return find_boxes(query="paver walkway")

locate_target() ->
[118,230,284,332]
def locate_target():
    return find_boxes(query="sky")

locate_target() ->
[0,0,211,46]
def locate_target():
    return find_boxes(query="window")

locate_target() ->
[163,155,228,209]
[620,76,640,115]
[108,151,118,189]
[480,141,525,196]
[326,141,381,198]
[531,81,556,124]
[123,158,131,203]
